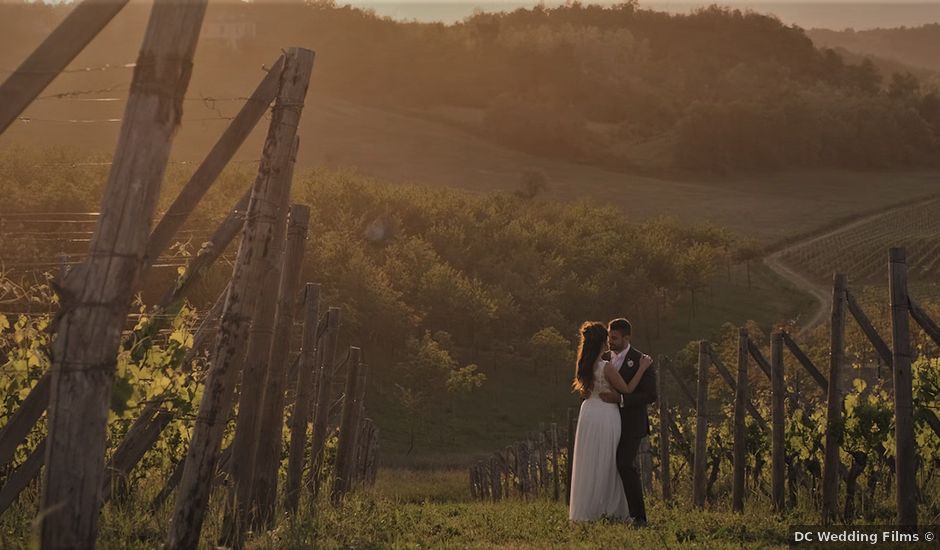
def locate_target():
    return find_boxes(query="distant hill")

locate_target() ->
[1,2,939,173]
[808,24,940,73]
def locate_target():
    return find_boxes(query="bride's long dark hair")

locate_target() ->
[572,321,607,398]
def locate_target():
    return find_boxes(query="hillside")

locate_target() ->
[808,24,940,73]
[2,2,939,173]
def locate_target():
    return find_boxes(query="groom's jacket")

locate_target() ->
[617,346,658,439]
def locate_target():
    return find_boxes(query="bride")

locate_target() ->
[568,321,652,521]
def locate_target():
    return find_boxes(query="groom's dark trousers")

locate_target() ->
[616,346,658,523]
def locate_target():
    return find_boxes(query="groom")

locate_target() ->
[599,318,656,527]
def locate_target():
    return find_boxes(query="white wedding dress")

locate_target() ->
[568,358,629,521]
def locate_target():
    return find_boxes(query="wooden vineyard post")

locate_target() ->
[252,205,311,527]
[821,273,846,525]
[538,423,547,493]
[228,139,302,536]
[732,328,748,512]
[285,283,321,513]
[0,375,49,470]
[142,55,286,276]
[693,340,709,508]
[39,3,207,547]
[889,248,917,527]
[771,331,785,513]
[309,307,340,498]
[166,47,313,550]
[332,347,363,502]
[565,408,575,506]
[551,423,560,501]
[0,0,129,134]
[657,359,672,501]
[346,363,369,488]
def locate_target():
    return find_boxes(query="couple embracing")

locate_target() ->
[568,318,656,526]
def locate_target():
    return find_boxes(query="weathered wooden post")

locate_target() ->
[285,283,320,513]
[142,55,286,276]
[821,273,846,525]
[551,422,560,501]
[332,347,363,502]
[771,330,785,513]
[309,307,340,498]
[565,408,575,505]
[657,359,672,501]
[252,205,311,527]
[889,248,917,527]
[228,140,301,535]
[693,340,709,508]
[166,47,313,550]
[538,423,547,492]
[732,328,748,512]
[39,3,206,547]
[0,0,129,134]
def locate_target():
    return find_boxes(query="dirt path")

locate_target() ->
[763,196,940,334]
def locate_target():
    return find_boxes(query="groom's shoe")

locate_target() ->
[630,518,648,529]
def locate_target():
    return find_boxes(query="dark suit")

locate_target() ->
[614,345,657,523]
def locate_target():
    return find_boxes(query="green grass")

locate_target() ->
[0,469,798,549]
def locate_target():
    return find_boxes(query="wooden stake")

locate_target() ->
[781,332,828,392]
[821,273,846,525]
[0,439,45,515]
[551,423,560,502]
[708,345,768,430]
[142,55,286,276]
[227,137,301,537]
[565,408,575,506]
[771,331,785,513]
[732,328,748,512]
[285,283,321,513]
[251,205,311,527]
[0,374,49,470]
[309,307,341,499]
[332,347,363,502]
[40,3,207,546]
[657,359,672,501]
[0,0,129,134]
[889,248,917,527]
[693,340,709,508]
[846,290,893,366]
[166,47,313,550]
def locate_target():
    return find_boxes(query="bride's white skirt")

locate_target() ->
[568,397,629,521]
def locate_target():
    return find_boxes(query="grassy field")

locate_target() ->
[0,468,809,549]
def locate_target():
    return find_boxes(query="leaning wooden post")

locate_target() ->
[227,140,301,536]
[771,330,786,513]
[551,423,560,501]
[309,307,341,498]
[693,340,709,508]
[0,375,49,470]
[732,328,748,512]
[821,273,846,525]
[889,248,917,527]
[166,47,312,550]
[39,3,206,547]
[285,283,321,513]
[252,205,311,527]
[565,408,575,506]
[141,55,286,277]
[0,0,129,134]
[332,347,363,502]
[657,359,672,502]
